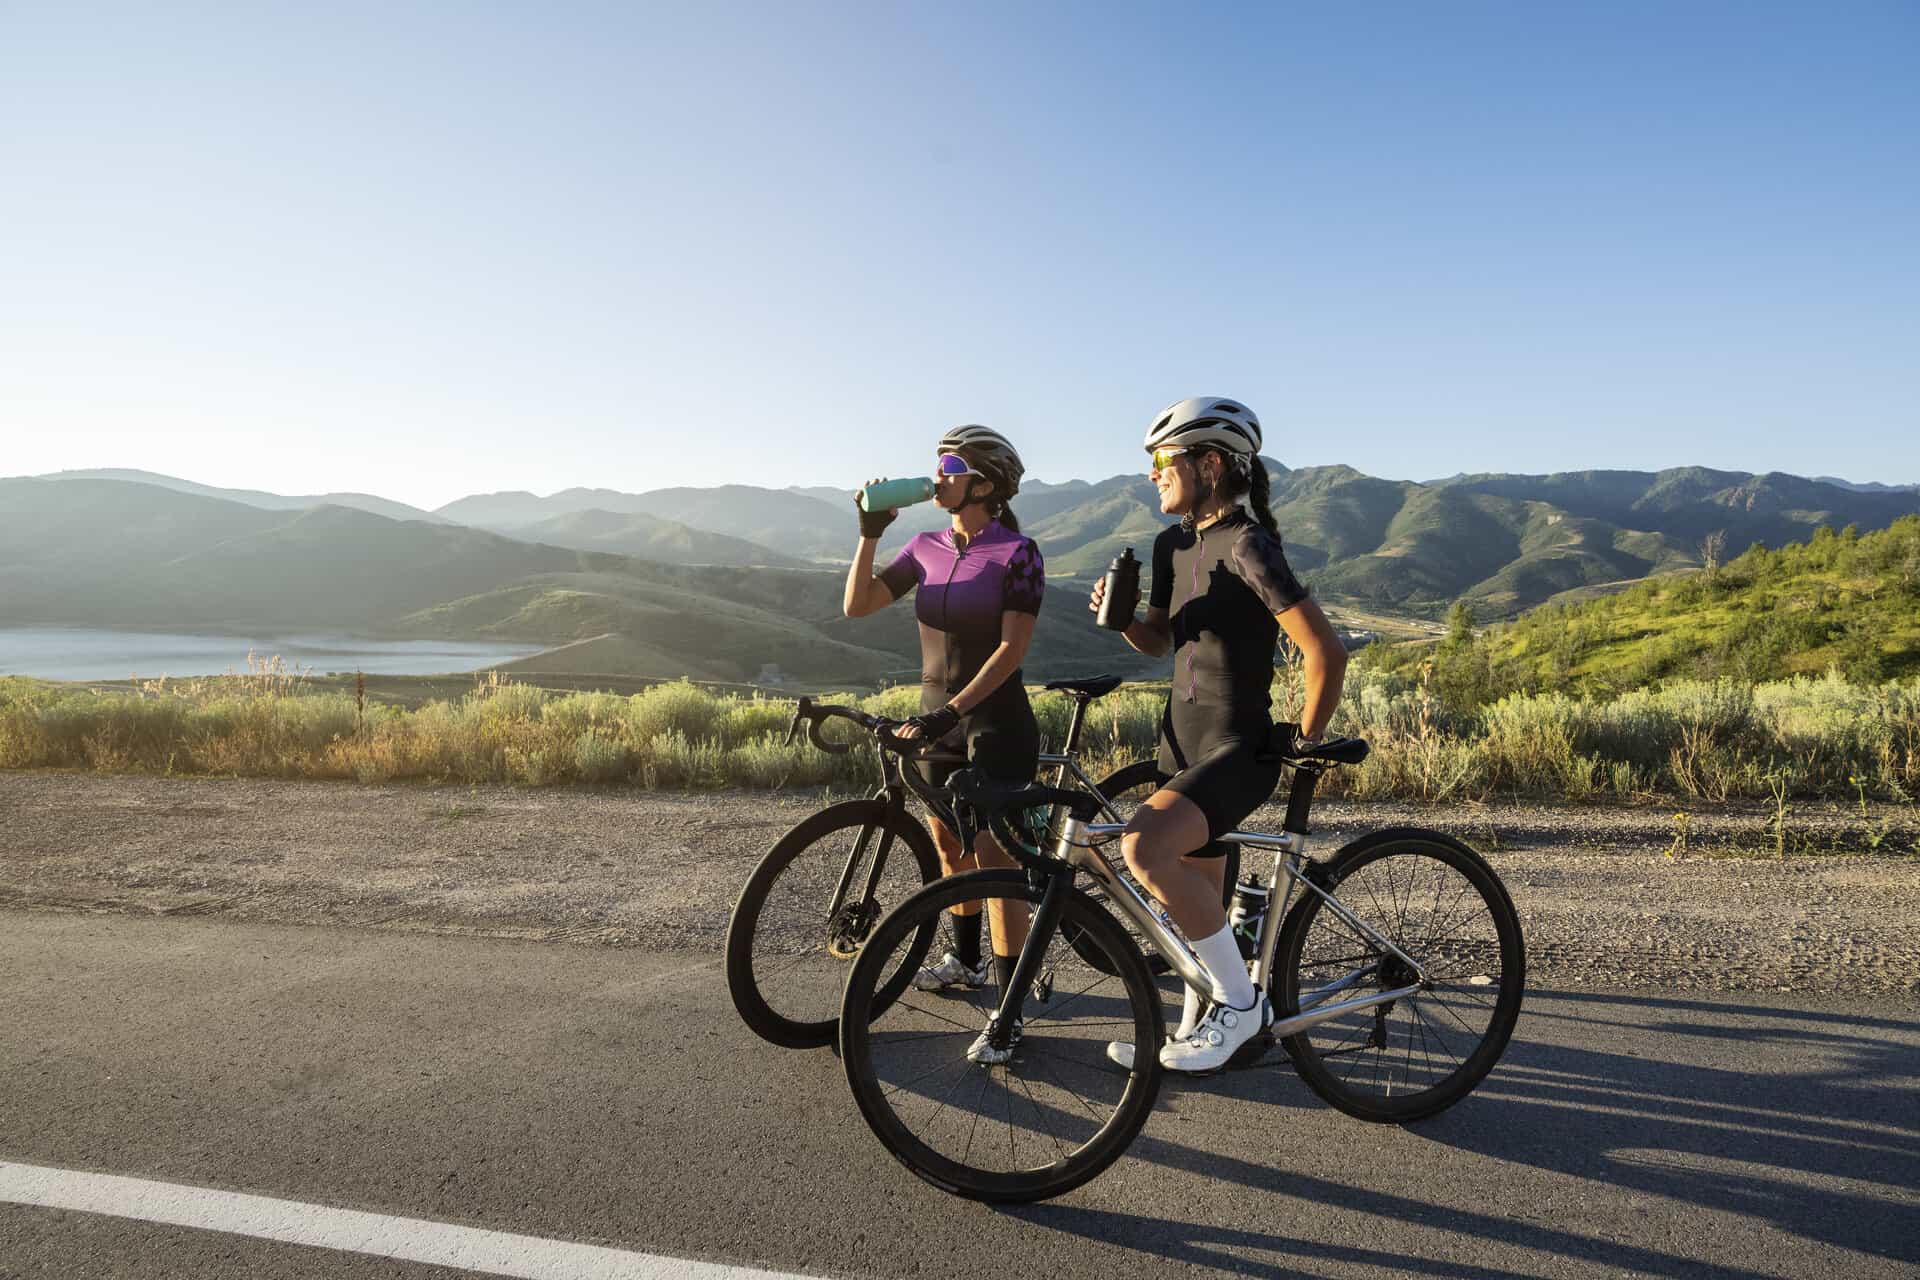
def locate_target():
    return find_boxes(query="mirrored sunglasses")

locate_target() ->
[936,452,981,478]
[1149,446,1194,473]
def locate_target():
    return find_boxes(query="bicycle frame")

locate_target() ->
[820,692,1135,930]
[1042,811,1429,1042]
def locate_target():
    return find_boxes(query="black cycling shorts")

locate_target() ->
[914,688,1039,791]
[1156,711,1282,846]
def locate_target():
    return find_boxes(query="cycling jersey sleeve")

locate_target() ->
[1232,525,1309,616]
[1002,539,1045,616]
[878,540,922,601]
[1148,525,1179,612]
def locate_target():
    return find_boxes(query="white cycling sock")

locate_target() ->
[1176,982,1205,1039]
[1191,925,1257,1009]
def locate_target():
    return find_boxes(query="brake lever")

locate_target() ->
[784,696,814,748]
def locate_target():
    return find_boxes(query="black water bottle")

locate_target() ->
[1096,547,1140,631]
[1229,876,1271,961]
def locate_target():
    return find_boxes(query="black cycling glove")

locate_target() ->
[855,493,898,540]
[904,703,961,743]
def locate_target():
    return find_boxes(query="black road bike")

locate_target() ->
[724,676,1170,1050]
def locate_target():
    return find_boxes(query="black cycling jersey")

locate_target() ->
[1148,507,1309,840]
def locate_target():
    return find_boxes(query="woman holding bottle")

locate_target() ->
[1091,397,1348,1073]
[843,425,1045,1063]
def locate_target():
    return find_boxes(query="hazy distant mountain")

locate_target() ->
[440,483,951,558]
[28,468,451,525]
[505,509,809,567]
[1814,475,1920,495]
[0,477,1159,685]
[10,458,1919,689]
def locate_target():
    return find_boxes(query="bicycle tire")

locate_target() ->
[840,869,1163,1203]
[1273,828,1525,1122]
[724,800,942,1049]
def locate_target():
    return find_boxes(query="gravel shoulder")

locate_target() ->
[2,770,1916,998]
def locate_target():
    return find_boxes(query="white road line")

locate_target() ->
[0,1160,814,1279]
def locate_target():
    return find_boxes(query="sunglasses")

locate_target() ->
[936,452,982,479]
[1148,446,1196,473]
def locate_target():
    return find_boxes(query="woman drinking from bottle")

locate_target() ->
[843,425,1045,1063]
[1090,397,1348,1073]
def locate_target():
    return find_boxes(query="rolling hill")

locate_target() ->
[0,477,1159,686]
[29,468,450,525]
[6,458,1917,687]
[502,509,809,568]
[1369,515,1920,703]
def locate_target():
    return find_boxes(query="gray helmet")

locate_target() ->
[1143,397,1262,457]
[937,424,1025,497]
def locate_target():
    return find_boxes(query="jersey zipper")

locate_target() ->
[1184,525,1204,703]
[941,532,966,693]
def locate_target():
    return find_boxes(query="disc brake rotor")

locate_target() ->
[825,901,878,959]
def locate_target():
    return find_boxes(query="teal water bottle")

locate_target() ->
[858,476,936,512]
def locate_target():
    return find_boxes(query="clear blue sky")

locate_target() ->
[3,1,1915,509]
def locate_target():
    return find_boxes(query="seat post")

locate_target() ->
[1060,693,1091,756]
[1282,763,1322,836]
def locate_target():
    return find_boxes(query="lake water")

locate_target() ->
[0,629,543,681]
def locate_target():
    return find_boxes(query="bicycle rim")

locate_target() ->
[725,803,937,1048]
[841,871,1163,1202]
[1276,835,1524,1122]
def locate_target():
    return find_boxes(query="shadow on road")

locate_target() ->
[1008,989,1920,1279]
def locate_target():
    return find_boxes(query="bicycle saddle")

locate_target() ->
[1295,736,1370,765]
[1042,673,1123,699]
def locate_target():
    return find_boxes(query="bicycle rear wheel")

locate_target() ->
[724,800,941,1049]
[1274,830,1524,1122]
[840,870,1163,1203]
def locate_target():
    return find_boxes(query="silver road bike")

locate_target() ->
[838,737,1526,1202]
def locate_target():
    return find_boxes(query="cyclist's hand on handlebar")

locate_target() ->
[901,703,960,743]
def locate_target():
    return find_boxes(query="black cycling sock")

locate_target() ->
[951,911,983,970]
[993,954,1017,996]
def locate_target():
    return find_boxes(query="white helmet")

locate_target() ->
[1143,397,1262,457]
[937,424,1025,496]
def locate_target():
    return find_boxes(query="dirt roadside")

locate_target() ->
[2,771,1915,998]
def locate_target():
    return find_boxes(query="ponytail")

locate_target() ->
[1210,452,1280,537]
[992,499,1021,533]
[1246,464,1279,537]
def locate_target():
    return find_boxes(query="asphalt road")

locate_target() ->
[1,913,1915,1279]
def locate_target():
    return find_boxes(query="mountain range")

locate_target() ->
[6,462,1918,686]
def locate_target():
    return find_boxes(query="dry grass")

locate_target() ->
[3,665,1915,803]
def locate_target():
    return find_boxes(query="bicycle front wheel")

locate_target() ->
[724,800,941,1049]
[840,870,1163,1203]
[1274,830,1524,1123]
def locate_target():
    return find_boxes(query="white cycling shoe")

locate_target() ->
[1161,996,1273,1074]
[1104,1036,1176,1072]
[1108,997,1273,1074]
[912,951,989,992]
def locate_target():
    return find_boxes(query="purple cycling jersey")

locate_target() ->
[879,520,1044,704]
